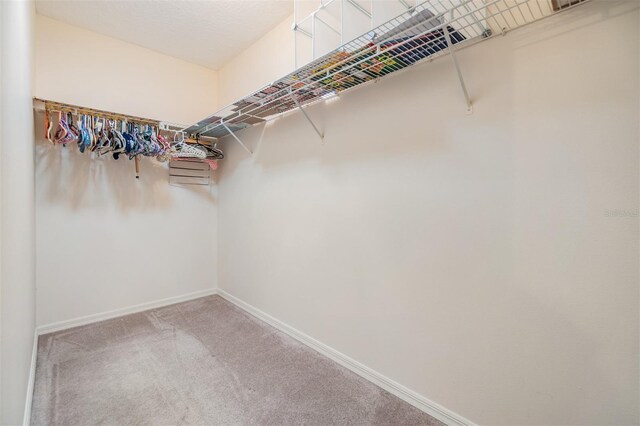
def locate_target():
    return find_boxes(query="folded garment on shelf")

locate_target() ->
[380,27,466,66]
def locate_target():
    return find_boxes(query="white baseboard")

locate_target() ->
[23,332,38,426]
[36,288,218,335]
[216,289,475,426]
[32,287,473,425]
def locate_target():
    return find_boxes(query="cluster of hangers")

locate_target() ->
[36,95,227,179]
[44,109,224,165]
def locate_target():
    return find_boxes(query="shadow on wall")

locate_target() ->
[34,111,216,212]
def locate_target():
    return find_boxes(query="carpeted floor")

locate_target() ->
[31,295,442,425]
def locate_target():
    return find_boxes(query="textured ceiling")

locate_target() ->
[35,0,293,69]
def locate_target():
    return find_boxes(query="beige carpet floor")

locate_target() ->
[31,295,442,425]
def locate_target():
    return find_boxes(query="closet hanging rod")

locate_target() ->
[33,97,218,145]
[33,97,161,126]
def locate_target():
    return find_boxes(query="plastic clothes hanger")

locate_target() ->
[53,111,68,144]
[171,132,206,159]
[111,120,127,160]
[94,118,107,153]
[61,112,77,145]
[77,115,86,153]
[147,125,161,156]
[123,121,139,159]
[45,110,54,144]
[193,137,224,160]
[135,124,148,157]
[97,119,114,157]
[66,112,80,144]
[89,116,99,152]
[93,118,107,154]
[87,115,96,151]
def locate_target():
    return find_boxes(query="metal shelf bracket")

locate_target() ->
[444,11,472,114]
[220,119,253,155]
[292,22,312,38]
[292,97,325,142]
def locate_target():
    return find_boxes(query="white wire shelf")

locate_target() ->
[184,0,588,141]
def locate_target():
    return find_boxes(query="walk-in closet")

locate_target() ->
[0,0,638,424]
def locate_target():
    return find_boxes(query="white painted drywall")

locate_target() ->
[34,15,219,327]
[0,0,36,424]
[218,15,295,106]
[35,15,219,125]
[216,1,640,424]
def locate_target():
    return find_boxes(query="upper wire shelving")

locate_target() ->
[184,0,588,151]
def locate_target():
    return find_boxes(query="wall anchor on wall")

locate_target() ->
[292,96,324,142]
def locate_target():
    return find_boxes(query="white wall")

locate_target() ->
[216,1,640,424]
[0,0,36,424]
[218,15,294,106]
[35,15,218,125]
[34,15,219,327]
